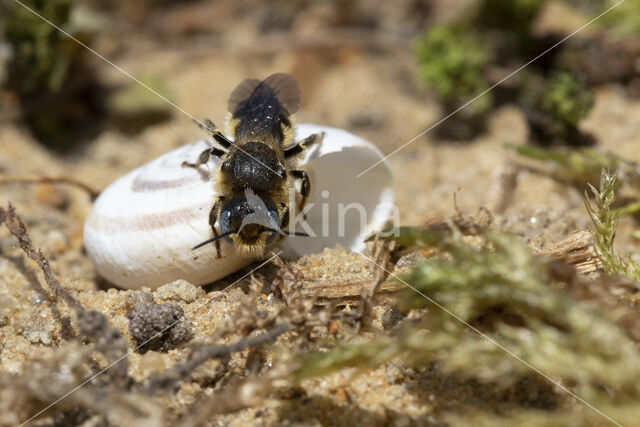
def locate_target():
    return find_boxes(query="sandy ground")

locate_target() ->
[2,4,640,425]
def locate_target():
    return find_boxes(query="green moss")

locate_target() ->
[542,73,594,128]
[518,72,595,145]
[585,169,640,280]
[3,0,76,95]
[296,228,640,415]
[414,25,492,115]
[2,0,109,151]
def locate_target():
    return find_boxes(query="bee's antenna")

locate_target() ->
[283,231,310,237]
[192,231,234,250]
[265,228,309,237]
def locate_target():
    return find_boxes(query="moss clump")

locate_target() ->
[295,228,640,421]
[521,72,595,145]
[3,0,75,94]
[2,0,106,151]
[414,25,492,117]
[413,24,493,140]
[542,72,594,128]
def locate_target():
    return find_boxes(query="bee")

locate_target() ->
[182,73,323,258]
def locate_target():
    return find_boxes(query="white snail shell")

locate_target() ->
[84,124,394,289]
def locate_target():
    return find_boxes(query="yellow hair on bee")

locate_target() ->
[281,117,296,146]
[225,112,240,139]
[231,232,270,257]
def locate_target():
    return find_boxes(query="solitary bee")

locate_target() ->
[183,73,323,258]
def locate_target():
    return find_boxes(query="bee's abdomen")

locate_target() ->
[223,142,285,191]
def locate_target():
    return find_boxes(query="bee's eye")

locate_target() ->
[268,208,280,228]
[219,208,233,235]
[219,193,280,239]
[265,208,281,244]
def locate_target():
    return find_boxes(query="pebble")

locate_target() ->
[155,280,205,303]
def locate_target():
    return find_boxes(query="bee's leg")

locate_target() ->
[209,197,224,259]
[181,147,226,169]
[196,118,233,149]
[279,203,290,229]
[284,132,324,162]
[274,203,290,241]
[289,169,311,213]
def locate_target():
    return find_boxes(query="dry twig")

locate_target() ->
[537,230,602,274]
[148,323,292,392]
[486,165,519,214]
[0,175,100,200]
[0,204,129,380]
[0,204,81,310]
[357,239,394,330]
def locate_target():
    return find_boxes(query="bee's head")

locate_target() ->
[219,191,280,256]
[192,188,309,256]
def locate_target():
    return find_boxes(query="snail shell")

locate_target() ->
[84,124,394,289]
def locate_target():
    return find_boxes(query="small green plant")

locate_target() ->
[585,170,640,280]
[296,228,640,411]
[414,25,492,116]
[510,144,623,186]
[511,144,640,199]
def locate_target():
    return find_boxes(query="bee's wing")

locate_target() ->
[228,73,301,116]
[227,78,262,115]
[262,73,301,115]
